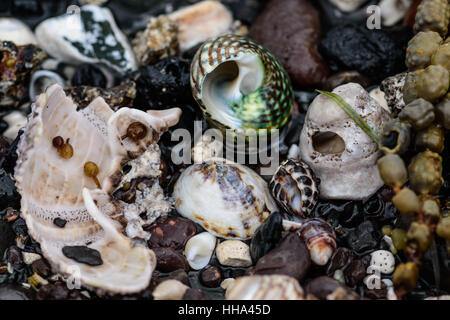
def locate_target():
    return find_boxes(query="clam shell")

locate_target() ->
[14,84,181,294]
[173,158,278,240]
[225,275,304,300]
[190,34,293,135]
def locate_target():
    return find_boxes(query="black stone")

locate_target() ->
[11,0,43,16]
[7,245,24,271]
[0,129,23,174]
[199,265,222,288]
[0,219,15,258]
[319,24,411,82]
[305,276,358,300]
[31,259,52,278]
[0,169,20,210]
[53,218,67,228]
[133,57,195,110]
[153,247,189,272]
[344,259,366,287]
[0,136,10,159]
[326,247,354,277]
[249,212,283,263]
[346,221,380,256]
[11,218,27,236]
[36,283,70,300]
[62,246,103,266]
[71,64,107,88]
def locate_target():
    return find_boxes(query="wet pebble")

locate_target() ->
[344,259,366,287]
[346,221,380,255]
[250,0,328,87]
[152,279,189,300]
[36,283,70,300]
[62,246,103,266]
[147,216,197,250]
[249,212,283,263]
[304,276,359,300]
[319,24,411,82]
[216,240,252,267]
[200,265,222,288]
[153,247,190,273]
[7,245,24,271]
[31,259,52,278]
[326,247,354,276]
[253,232,311,281]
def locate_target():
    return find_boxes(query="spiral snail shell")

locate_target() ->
[285,218,337,266]
[190,34,293,135]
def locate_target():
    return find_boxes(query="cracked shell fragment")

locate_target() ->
[14,84,182,294]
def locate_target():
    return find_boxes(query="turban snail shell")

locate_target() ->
[190,34,293,136]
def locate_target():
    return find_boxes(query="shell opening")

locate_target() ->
[202,54,264,129]
[312,131,346,154]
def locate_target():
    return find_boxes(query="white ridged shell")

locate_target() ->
[14,84,181,294]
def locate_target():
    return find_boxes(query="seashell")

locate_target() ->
[0,18,37,45]
[369,87,390,113]
[369,250,395,274]
[299,83,392,200]
[183,232,216,270]
[35,5,137,74]
[29,70,66,102]
[190,34,293,136]
[14,84,182,294]
[269,159,320,218]
[173,158,278,239]
[380,72,407,116]
[296,218,337,266]
[152,279,189,300]
[225,275,305,300]
[215,240,252,267]
[2,111,27,141]
[168,0,233,52]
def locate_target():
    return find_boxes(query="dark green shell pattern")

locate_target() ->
[190,34,293,133]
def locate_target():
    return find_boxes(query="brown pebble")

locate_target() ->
[200,265,222,288]
[146,216,197,250]
[153,247,190,272]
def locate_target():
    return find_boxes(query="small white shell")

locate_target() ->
[225,275,304,300]
[369,250,395,274]
[183,232,216,270]
[168,0,233,51]
[0,18,37,45]
[152,280,189,300]
[216,240,252,267]
[173,158,278,239]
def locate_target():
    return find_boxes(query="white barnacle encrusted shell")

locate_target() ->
[299,83,392,200]
[14,84,181,294]
[173,158,278,240]
[225,275,305,300]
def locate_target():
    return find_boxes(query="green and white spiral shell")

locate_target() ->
[190,34,293,134]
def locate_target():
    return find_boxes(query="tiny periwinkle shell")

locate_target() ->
[297,218,337,266]
[190,34,293,135]
[269,159,319,218]
[173,158,278,240]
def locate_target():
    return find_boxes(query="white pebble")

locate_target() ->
[333,269,346,284]
[379,0,412,27]
[370,250,395,274]
[3,111,27,141]
[216,240,252,267]
[184,232,216,270]
[152,280,189,300]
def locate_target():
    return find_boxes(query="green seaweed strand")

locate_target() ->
[316,90,380,144]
